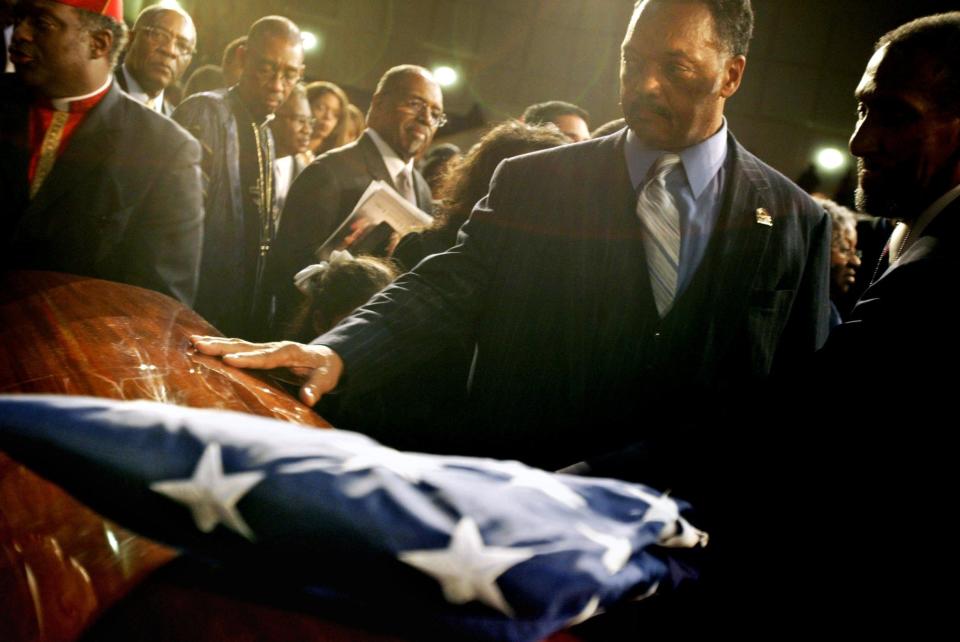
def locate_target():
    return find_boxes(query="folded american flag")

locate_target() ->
[0,395,706,642]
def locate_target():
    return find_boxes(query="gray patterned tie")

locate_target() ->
[396,167,417,206]
[636,153,682,317]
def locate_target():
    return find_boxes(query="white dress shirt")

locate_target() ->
[121,64,165,112]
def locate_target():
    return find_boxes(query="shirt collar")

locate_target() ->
[227,86,274,129]
[121,64,164,112]
[909,182,960,244]
[366,127,414,180]
[49,75,113,112]
[624,118,728,198]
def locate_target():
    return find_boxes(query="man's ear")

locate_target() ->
[88,28,114,61]
[236,44,247,70]
[720,55,747,99]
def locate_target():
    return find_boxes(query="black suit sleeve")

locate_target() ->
[772,201,832,372]
[314,159,520,393]
[118,123,204,306]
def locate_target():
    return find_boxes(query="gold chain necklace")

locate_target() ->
[251,121,275,257]
[869,222,911,285]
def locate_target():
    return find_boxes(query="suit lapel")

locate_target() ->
[24,83,123,218]
[688,135,774,328]
[869,195,960,288]
[358,131,394,187]
[413,169,434,214]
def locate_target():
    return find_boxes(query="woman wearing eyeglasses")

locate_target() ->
[816,196,863,326]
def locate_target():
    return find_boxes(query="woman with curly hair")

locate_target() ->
[392,121,569,271]
[285,250,397,342]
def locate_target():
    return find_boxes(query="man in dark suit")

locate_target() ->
[197,0,828,469]
[114,3,196,117]
[1,0,203,306]
[799,14,960,630]
[173,16,304,339]
[266,65,438,330]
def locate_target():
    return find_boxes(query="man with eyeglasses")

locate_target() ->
[115,3,195,116]
[1,0,203,305]
[173,16,304,340]
[270,83,313,215]
[265,65,440,332]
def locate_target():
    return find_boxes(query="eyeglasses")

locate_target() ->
[254,61,303,86]
[398,97,447,128]
[279,114,317,128]
[835,245,862,260]
[139,25,195,58]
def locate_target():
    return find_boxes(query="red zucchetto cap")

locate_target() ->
[51,0,124,24]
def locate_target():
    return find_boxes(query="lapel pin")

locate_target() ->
[755,207,773,227]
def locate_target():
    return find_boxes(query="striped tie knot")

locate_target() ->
[646,153,682,184]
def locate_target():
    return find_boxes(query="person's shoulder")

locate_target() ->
[176,88,229,109]
[287,144,361,197]
[0,74,28,107]
[306,137,368,181]
[496,132,623,189]
[172,88,230,121]
[314,136,365,164]
[729,135,819,214]
[116,92,198,151]
[0,73,24,93]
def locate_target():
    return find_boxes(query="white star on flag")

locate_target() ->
[576,522,633,574]
[150,442,264,541]
[399,517,535,617]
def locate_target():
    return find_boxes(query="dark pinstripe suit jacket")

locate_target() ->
[318,128,831,470]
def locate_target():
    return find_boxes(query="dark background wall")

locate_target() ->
[129,0,958,188]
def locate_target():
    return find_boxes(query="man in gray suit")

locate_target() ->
[265,65,438,329]
[195,0,829,470]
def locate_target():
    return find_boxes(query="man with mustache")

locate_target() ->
[265,65,439,331]
[173,16,303,340]
[114,3,195,116]
[196,0,828,488]
[0,0,203,305]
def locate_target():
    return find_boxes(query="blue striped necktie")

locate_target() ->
[636,153,682,317]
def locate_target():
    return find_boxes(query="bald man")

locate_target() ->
[266,65,440,331]
[173,16,304,339]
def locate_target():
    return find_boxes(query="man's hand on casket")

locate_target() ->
[190,336,343,406]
